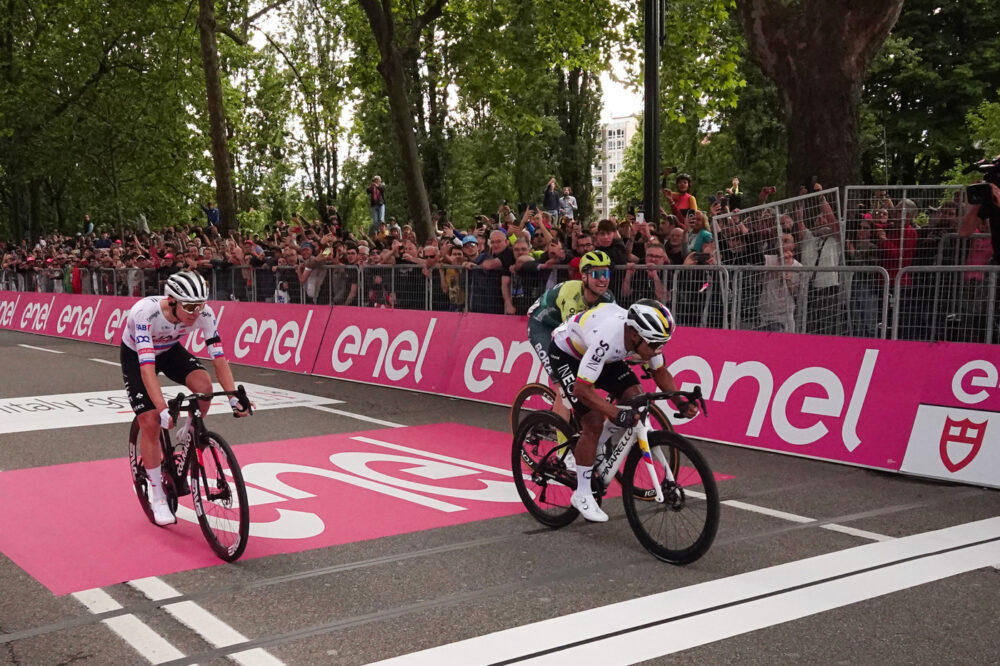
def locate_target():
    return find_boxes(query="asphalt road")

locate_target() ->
[0,329,997,665]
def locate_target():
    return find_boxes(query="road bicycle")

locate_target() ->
[128,386,253,562]
[512,387,719,564]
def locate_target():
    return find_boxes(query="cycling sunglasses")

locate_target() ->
[179,301,206,313]
[587,268,611,280]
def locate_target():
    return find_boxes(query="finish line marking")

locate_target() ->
[370,518,1000,665]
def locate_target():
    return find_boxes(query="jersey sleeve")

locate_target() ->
[647,353,665,371]
[131,304,156,366]
[577,337,612,385]
[197,305,225,359]
[527,282,562,328]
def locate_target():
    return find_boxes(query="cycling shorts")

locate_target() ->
[546,340,639,418]
[121,342,204,414]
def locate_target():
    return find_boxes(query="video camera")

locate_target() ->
[963,155,1000,213]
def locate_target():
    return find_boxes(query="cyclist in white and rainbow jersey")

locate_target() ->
[121,271,251,526]
[547,299,698,522]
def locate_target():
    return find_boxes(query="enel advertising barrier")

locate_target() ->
[0,291,996,489]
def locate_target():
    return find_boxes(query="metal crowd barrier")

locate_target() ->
[711,188,844,266]
[4,263,999,344]
[893,265,999,344]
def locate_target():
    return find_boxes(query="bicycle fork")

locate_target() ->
[636,418,673,503]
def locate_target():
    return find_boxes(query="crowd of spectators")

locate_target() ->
[1,174,996,342]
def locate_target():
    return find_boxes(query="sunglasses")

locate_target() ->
[587,268,611,280]
[179,302,205,313]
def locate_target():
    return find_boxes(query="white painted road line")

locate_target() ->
[71,588,185,664]
[308,404,405,428]
[822,523,895,542]
[722,498,892,542]
[370,518,1000,666]
[90,357,120,366]
[128,577,285,666]
[17,343,63,354]
[722,498,814,523]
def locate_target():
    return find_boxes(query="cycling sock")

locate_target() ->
[556,429,568,446]
[147,465,165,498]
[575,465,592,496]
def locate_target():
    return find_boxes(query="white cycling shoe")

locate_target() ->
[151,497,177,526]
[571,493,608,522]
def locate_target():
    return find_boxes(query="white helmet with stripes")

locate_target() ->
[626,299,675,346]
[164,271,209,303]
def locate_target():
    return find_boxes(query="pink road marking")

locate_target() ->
[0,424,733,595]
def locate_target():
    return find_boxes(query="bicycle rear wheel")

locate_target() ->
[512,411,579,528]
[191,431,249,561]
[621,431,719,564]
[128,418,178,524]
[509,383,557,435]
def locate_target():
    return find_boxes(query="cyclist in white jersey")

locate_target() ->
[121,271,251,526]
[547,299,698,522]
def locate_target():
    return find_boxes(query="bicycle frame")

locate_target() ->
[593,410,674,503]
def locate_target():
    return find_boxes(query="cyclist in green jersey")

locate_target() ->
[526,251,615,424]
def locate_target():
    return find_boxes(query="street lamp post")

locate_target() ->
[643,0,662,225]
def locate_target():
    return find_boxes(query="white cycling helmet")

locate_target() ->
[626,299,675,346]
[164,271,209,303]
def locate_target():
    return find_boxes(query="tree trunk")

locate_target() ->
[380,51,433,239]
[357,0,440,242]
[737,0,903,194]
[197,0,238,234]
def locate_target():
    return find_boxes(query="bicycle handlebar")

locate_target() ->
[618,385,707,419]
[168,384,252,421]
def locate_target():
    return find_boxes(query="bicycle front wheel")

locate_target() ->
[509,383,557,435]
[512,411,578,528]
[621,431,719,564]
[191,431,250,561]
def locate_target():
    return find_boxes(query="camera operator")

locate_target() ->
[959,158,1000,264]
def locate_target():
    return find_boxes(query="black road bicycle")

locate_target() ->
[128,386,252,562]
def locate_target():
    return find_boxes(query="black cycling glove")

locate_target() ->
[612,407,635,428]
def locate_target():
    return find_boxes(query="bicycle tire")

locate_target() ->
[128,418,178,524]
[191,431,250,561]
[511,410,579,528]
[509,383,557,435]
[621,430,719,564]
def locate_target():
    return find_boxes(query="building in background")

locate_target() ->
[592,115,638,219]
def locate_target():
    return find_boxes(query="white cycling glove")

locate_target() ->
[159,408,172,430]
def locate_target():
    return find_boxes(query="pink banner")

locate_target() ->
[0,292,328,374]
[0,291,136,345]
[310,306,462,392]
[3,290,997,485]
[207,301,328,373]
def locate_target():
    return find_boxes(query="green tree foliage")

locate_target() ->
[862,0,1000,185]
